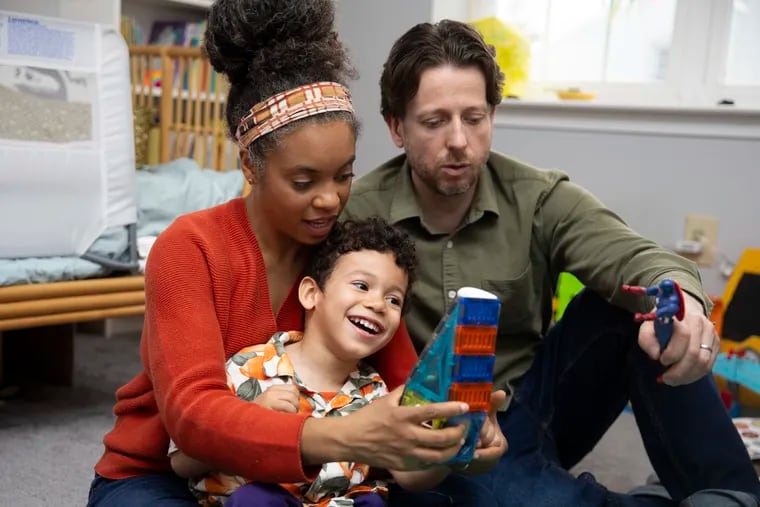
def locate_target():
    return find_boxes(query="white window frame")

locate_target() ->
[433,0,760,109]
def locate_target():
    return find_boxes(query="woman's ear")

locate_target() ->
[299,276,320,311]
[239,148,258,186]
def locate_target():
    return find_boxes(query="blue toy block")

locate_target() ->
[400,287,501,464]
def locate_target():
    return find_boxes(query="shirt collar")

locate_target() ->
[267,331,302,380]
[388,155,500,229]
[271,332,381,397]
[468,160,501,222]
[388,157,422,225]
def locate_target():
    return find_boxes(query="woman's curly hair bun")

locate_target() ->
[204,0,353,87]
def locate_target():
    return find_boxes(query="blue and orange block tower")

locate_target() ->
[400,287,501,464]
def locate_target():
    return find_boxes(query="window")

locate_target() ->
[435,0,760,108]
[725,0,760,84]
[495,0,677,83]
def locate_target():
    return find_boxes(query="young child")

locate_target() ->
[168,218,453,506]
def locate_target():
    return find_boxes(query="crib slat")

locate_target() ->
[160,48,174,164]
[0,291,145,320]
[0,305,146,332]
[0,276,145,304]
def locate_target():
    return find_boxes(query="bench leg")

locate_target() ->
[1,324,75,387]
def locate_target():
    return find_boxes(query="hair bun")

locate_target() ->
[204,0,347,86]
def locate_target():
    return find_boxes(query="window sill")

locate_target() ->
[495,99,760,140]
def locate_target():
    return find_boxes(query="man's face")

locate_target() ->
[387,65,494,196]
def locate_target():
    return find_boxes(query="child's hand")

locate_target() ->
[465,390,508,474]
[253,384,300,413]
[476,416,500,450]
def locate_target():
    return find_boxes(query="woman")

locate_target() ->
[86,1,503,505]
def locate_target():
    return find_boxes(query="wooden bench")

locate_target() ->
[0,276,145,386]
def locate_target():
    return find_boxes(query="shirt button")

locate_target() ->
[446,240,453,249]
[447,290,457,299]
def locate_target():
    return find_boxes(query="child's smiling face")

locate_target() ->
[301,249,408,362]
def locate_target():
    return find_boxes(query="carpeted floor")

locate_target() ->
[0,329,654,507]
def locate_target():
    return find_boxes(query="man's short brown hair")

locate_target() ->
[379,19,505,120]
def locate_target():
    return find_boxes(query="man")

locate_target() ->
[343,19,760,507]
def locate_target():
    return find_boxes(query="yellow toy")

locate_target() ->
[470,17,531,98]
[711,248,760,410]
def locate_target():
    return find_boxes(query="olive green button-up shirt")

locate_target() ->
[343,152,709,394]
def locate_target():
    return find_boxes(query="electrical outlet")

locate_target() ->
[683,215,719,266]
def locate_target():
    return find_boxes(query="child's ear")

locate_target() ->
[299,276,320,310]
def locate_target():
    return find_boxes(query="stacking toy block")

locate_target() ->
[400,287,501,464]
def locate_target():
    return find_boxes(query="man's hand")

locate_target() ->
[253,384,300,413]
[638,292,719,386]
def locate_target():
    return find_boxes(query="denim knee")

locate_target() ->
[679,490,760,507]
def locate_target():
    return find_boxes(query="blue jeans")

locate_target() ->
[86,472,197,506]
[388,290,760,507]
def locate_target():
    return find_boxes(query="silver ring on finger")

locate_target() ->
[699,343,713,354]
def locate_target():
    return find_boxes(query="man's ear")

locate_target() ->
[299,276,321,311]
[385,115,405,149]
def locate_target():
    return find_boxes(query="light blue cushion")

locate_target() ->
[136,158,244,237]
[0,158,243,286]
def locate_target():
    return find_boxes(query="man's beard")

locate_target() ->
[416,162,478,196]
[436,180,472,196]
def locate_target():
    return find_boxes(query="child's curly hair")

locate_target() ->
[308,217,417,309]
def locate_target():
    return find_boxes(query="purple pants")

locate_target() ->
[226,482,386,507]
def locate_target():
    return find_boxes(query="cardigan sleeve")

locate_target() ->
[142,220,316,483]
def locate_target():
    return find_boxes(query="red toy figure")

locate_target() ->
[621,278,685,351]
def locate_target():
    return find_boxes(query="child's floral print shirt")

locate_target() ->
[177,330,389,506]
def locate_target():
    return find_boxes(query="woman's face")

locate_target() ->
[248,120,356,245]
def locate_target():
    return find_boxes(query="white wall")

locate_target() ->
[492,114,760,295]
[335,0,433,173]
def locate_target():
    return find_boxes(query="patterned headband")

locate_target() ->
[236,81,355,149]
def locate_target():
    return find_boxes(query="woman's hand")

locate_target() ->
[253,384,300,413]
[301,385,469,470]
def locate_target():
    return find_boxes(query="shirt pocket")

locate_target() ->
[481,263,535,334]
